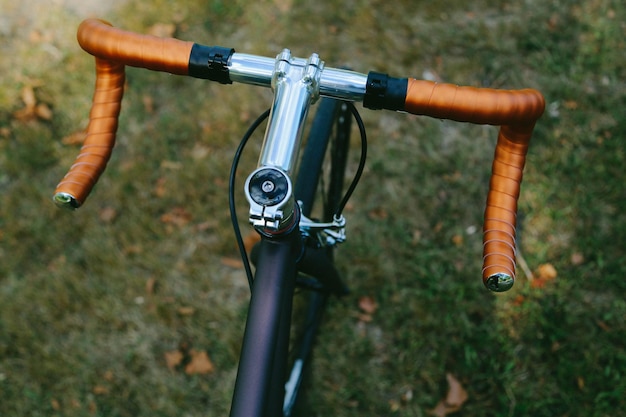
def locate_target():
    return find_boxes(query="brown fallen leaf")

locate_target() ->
[358,296,378,315]
[570,252,584,266]
[153,177,167,198]
[164,349,184,371]
[61,129,87,146]
[243,232,262,253]
[428,373,468,417]
[35,103,53,120]
[99,206,118,223]
[185,349,215,375]
[357,295,378,323]
[368,207,388,220]
[13,85,53,122]
[92,385,108,395]
[142,94,155,114]
[221,257,244,269]
[177,306,195,316]
[145,277,158,296]
[147,23,176,38]
[13,86,37,121]
[273,0,293,12]
[531,263,558,288]
[22,85,37,108]
[103,370,114,382]
[160,207,192,227]
[50,399,61,411]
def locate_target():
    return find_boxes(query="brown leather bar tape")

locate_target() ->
[404,79,545,291]
[54,19,195,208]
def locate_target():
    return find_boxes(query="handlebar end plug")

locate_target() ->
[54,192,81,211]
[485,273,514,292]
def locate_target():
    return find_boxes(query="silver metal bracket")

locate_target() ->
[245,167,295,231]
[299,208,347,247]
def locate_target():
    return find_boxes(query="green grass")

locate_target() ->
[1,0,624,416]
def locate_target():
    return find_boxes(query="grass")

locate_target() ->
[1,0,624,416]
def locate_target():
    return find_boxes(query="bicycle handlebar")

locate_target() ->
[401,80,544,291]
[54,19,545,291]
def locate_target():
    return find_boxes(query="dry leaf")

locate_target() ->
[221,257,244,269]
[243,232,261,253]
[428,373,468,417]
[62,130,87,145]
[571,252,584,265]
[29,29,53,43]
[536,263,557,280]
[50,399,61,411]
[358,296,378,315]
[147,23,176,38]
[142,94,155,114]
[35,103,53,120]
[512,294,526,306]
[368,207,388,220]
[596,320,611,332]
[145,277,158,296]
[99,206,118,223]
[92,385,108,395]
[124,245,143,255]
[160,207,192,227]
[412,229,422,246]
[13,85,53,122]
[273,0,293,12]
[191,143,211,160]
[22,85,37,108]
[164,350,184,371]
[185,349,215,375]
[153,177,167,198]
[177,306,195,316]
[531,263,558,288]
[389,399,401,412]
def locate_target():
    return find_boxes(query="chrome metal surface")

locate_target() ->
[258,49,323,173]
[245,167,295,231]
[485,272,515,292]
[53,192,79,210]
[319,68,368,101]
[238,49,366,233]
[299,213,347,246]
[228,53,274,87]
[228,53,367,101]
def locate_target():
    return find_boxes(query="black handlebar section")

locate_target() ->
[188,44,235,84]
[363,72,408,111]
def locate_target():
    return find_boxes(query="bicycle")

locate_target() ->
[53,19,544,417]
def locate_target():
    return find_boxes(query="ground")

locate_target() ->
[0,0,624,416]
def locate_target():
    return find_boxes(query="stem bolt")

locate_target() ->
[262,180,275,193]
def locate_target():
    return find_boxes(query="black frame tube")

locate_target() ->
[229,230,302,417]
